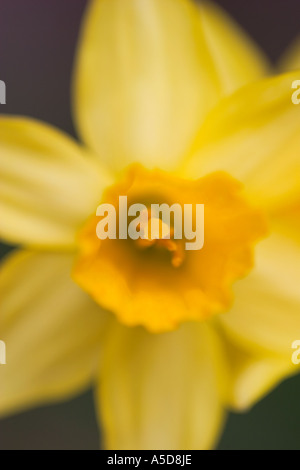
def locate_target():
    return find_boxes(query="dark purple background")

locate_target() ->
[0,0,299,450]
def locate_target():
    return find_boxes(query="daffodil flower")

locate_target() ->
[0,0,299,450]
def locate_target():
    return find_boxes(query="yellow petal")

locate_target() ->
[0,117,111,248]
[96,322,226,450]
[184,72,300,210]
[217,331,297,411]
[214,198,300,410]
[74,0,268,172]
[219,232,300,357]
[279,37,300,71]
[0,250,110,418]
[199,1,269,95]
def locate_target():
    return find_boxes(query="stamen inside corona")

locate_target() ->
[136,209,185,267]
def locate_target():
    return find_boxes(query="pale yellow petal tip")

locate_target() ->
[279,37,300,72]
[230,360,296,412]
[198,0,271,90]
[0,116,111,249]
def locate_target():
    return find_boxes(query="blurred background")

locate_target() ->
[0,0,299,450]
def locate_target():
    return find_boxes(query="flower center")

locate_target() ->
[135,209,185,268]
[73,164,267,333]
